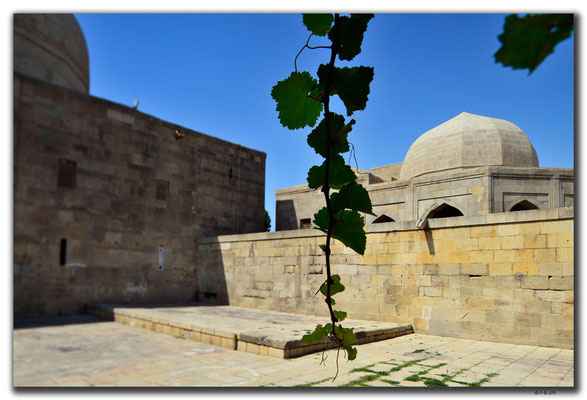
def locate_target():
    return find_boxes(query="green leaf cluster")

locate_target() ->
[301,322,357,361]
[301,323,328,344]
[307,154,356,190]
[318,274,345,297]
[307,113,354,157]
[495,13,573,74]
[330,14,374,61]
[315,65,374,116]
[264,210,271,231]
[314,207,367,255]
[311,179,375,256]
[272,13,375,370]
[335,325,357,360]
[330,181,375,216]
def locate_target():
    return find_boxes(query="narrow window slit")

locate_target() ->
[57,159,77,188]
[60,239,67,265]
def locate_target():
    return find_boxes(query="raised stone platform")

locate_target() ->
[87,303,413,359]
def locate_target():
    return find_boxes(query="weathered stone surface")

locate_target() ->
[14,14,89,93]
[275,113,573,231]
[199,214,573,349]
[14,73,265,317]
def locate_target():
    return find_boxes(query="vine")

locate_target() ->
[271,13,375,378]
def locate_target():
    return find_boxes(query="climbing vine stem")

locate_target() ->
[271,13,375,378]
[322,14,340,336]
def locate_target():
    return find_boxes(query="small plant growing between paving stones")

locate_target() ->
[295,356,499,387]
[271,13,375,379]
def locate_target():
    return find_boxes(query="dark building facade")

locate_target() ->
[14,14,266,317]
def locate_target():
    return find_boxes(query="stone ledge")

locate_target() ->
[199,229,324,244]
[86,303,413,359]
[200,207,573,244]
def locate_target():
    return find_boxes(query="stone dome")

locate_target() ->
[399,112,539,180]
[14,14,89,93]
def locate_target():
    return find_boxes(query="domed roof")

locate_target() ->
[399,112,539,180]
[14,14,89,93]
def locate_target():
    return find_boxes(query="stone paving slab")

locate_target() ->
[13,316,574,388]
[86,303,412,358]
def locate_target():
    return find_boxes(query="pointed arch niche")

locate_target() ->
[426,203,464,219]
[372,214,395,224]
[507,199,540,212]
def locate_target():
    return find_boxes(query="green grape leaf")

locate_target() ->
[271,71,323,129]
[330,181,375,215]
[335,67,374,116]
[330,14,374,61]
[318,274,345,297]
[335,325,356,344]
[314,207,367,255]
[307,165,323,189]
[335,325,358,360]
[303,14,334,36]
[331,209,367,255]
[344,345,358,361]
[307,113,354,157]
[335,119,356,144]
[317,65,374,116]
[313,206,330,230]
[301,324,327,344]
[307,154,357,190]
[333,310,347,322]
[494,13,574,74]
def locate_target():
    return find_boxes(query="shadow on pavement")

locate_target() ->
[13,314,104,329]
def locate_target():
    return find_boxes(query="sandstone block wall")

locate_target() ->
[275,166,574,231]
[14,74,266,317]
[198,208,573,349]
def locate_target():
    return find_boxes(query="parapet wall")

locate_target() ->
[197,208,574,349]
[275,166,574,230]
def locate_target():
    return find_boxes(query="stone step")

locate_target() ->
[87,303,413,359]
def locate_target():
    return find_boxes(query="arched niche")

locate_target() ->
[424,202,464,219]
[372,214,395,224]
[507,198,540,212]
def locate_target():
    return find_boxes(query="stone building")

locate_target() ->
[276,112,574,230]
[198,114,575,348]
[13,14,266,317]
[13,14,574,350]
[195,111,574,349]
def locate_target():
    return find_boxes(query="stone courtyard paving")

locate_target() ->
[13,316,573,388]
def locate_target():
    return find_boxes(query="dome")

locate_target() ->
[14,14,89,93]
[399,112,539,180]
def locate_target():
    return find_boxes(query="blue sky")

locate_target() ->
[74,13,574,230]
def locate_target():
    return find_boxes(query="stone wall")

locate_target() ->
[275,166,574,231]
[198,208,574,349]
[14,74,266,317]
[275,170,377,231]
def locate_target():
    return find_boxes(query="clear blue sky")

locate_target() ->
[74,13,574,230]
